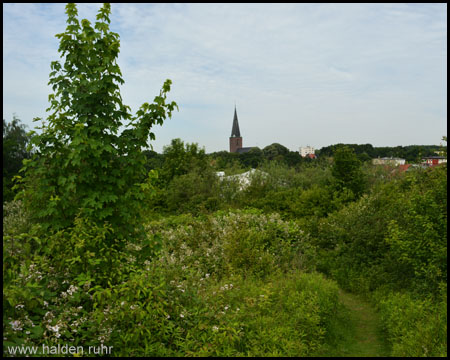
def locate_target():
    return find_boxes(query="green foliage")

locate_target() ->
[263,142,290,160]
[314,165,447,296]
[239,146,264,168]
[165,166,220,214]
[383,166,447,294]
[143,149,165,171]
[331,145,366,199]
[208,150,240,170]
[159,138,208,185]
[375,287,447,357]
[44,216,133,287]
[3,200,32,237]
[4,208,339,357]
[209,143,305,170]
[3,116,32,203]
[4,153,446,357]
[150,210,316,279]
[318,143,443,163]
[439,136,447,158]
[309,164,447,356]
[86,270,340,357]
[17,3,177,240]
[319,143,376,158]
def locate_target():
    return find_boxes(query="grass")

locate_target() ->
[313,289,391,357]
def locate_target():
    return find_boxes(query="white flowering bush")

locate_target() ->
[151,209,316,282]
[4,208,338,357]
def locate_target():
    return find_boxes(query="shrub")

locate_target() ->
[375,286,447,357]
[150,210,316,281]
[313,165,447,296]
[166,167,220,215]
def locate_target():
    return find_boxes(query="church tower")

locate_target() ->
[229,106,243,153]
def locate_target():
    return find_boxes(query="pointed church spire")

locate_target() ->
[231,105,241,137]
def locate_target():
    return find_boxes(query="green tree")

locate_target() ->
[331,145,365,199]
[3,115,32,203]
[166,166,220,214]
[17,3,177,240]
[263,143,290,162]
[240,147,263,168]
[159,138,207,185]
[208,150,240,170]
[143,149,165,172]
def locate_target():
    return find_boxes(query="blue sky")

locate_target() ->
[3,3,447,153]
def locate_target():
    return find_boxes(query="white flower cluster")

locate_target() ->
[48,324,61,338]
[10,320,22,331]
[19,263,44,282]
[219,283,233,291]
[61,284,79,299]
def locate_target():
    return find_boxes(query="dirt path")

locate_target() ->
[313,289,390,357]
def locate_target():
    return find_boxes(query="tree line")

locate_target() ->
[3,114,444,205]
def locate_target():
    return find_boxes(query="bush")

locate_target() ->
[375,286,447,357]
[166,167,220,215]
[313,165,447,296]
[151,210,316,280]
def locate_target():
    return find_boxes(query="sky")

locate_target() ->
[3,3,447,153]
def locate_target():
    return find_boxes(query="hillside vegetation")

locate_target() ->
[4,143,447,356]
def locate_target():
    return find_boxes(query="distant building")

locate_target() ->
[236,147,254,154]
[229,106,242,153]
[422,156,447,166]
[229,106,256,153]
[372,157,406,166]
[299,146,315,157]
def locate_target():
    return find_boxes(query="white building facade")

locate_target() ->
[299,146,315,157]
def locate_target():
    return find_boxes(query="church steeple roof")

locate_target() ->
[231,106,241,137]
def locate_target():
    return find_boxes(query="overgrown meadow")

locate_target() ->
[3,159,447,357]
[3,3,447,357]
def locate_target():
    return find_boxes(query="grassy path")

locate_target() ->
[313,289,391,357]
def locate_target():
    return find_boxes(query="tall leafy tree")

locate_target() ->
[159,138,207,185]
[263,143,290,161]
[18,3,177,240]
[331,145,366,199]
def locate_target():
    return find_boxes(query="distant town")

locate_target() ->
[228,106,446,167]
